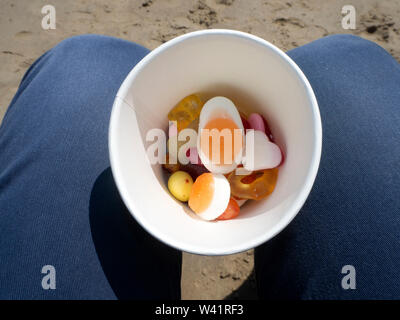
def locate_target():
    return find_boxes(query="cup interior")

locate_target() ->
[109,30,321,255]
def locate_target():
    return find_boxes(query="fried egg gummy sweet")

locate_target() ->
[197,97,244,174]
[188,173,231,221]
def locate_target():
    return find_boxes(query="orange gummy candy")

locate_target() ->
[227,168,278,200]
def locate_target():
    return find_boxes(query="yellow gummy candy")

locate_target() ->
[168,94,204,132]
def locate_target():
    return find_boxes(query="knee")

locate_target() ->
[323,34,379,49]
[310,34,391,59]
[44,34,149,80]
[289,33,395,72]
[53,34,118,54]
[51,34,148,59]
[50,34,149,65]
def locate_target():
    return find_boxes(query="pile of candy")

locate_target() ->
[163,94,283,221]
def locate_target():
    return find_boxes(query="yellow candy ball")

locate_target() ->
[168,171,193,202]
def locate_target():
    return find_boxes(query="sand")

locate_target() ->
[0,0,399,299]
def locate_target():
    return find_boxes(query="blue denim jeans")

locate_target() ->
[0,34,399,299]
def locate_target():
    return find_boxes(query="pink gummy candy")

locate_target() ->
[260,114,274,142]
[247,113,266,133]
[247,113,275,142]
[187,147,202,165]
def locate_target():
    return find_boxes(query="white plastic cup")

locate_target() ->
[109,29,322,255]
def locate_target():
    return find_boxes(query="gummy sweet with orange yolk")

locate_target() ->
[188,172,231,221]
[168,94,204,132]
[200,117,241,166]
[196,97,245,175]
[188,173,214,214]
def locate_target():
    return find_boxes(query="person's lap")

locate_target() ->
[0,35,181,299]
[0,34,399,299]
[256,35,400,299]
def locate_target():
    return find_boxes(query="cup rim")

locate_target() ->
[109,29,322,255]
